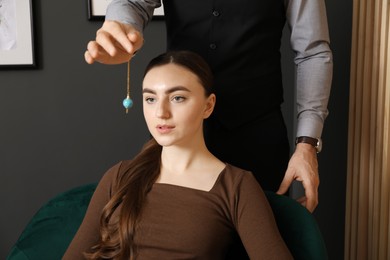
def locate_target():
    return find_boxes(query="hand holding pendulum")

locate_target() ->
[123,60,133,113]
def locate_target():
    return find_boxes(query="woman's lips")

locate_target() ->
[156,125,174,134]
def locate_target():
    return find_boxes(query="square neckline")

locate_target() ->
[153,164,227,193]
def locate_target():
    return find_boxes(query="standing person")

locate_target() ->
[84,0,333,213]
[63,50,293,260]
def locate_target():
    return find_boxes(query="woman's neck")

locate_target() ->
[156,144,225,191]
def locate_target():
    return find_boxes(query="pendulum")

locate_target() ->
[122,60,133,113]
[123,60,133,113]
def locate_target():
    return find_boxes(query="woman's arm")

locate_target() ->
[62,163,121,259]
[234,172,293,259]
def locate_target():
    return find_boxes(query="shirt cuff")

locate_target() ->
[296,116,323,139]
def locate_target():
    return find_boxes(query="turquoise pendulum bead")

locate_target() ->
[123,95,133,114]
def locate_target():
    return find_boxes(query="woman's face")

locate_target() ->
[142,63,215,147]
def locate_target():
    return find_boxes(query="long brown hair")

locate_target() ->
[85,50,214,259]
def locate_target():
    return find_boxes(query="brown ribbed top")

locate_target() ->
[63,162,292,259]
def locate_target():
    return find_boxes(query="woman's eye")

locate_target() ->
[145,97,155,103]
[172,96,186,102]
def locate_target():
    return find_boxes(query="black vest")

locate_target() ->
[164,0,286,128]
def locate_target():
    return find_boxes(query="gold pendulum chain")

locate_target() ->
[122,60,133,113]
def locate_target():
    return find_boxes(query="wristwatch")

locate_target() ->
[295,136,322,153]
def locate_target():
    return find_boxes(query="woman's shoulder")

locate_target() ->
[223,163,253,177]
[102,159,133,177]
[98,160,133,192]
[215,164,265,207]
[220,163,258,188]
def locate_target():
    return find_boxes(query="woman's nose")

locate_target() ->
[156,101,171,118]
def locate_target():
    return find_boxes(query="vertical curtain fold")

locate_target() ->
[346,0,390,259]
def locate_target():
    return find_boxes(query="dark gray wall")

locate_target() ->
[1,0,351,259]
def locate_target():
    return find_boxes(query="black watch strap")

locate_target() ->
[295,136,322,153]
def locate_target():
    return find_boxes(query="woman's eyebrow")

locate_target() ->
[142,86,191,94]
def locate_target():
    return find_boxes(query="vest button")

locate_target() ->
[209,43,217,49]
[212,10,220,17]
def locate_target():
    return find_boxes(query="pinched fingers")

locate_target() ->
[84,49,95,64]
[85,40,132,65]
[97,21,141,55]
[95,29,124,57]
[85,21,143,65]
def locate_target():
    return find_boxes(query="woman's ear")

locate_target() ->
[203,94,216,119]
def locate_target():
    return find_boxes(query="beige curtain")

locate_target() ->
[345,0,390,259]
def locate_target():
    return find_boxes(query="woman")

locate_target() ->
[63,50,292,259]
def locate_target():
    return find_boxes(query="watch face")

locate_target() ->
[316,138,322,153]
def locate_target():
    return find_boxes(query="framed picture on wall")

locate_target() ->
[0,0,36,68]
[88,0,164,21]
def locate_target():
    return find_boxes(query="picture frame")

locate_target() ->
[0,0,36,68]
[87,0,164,21]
